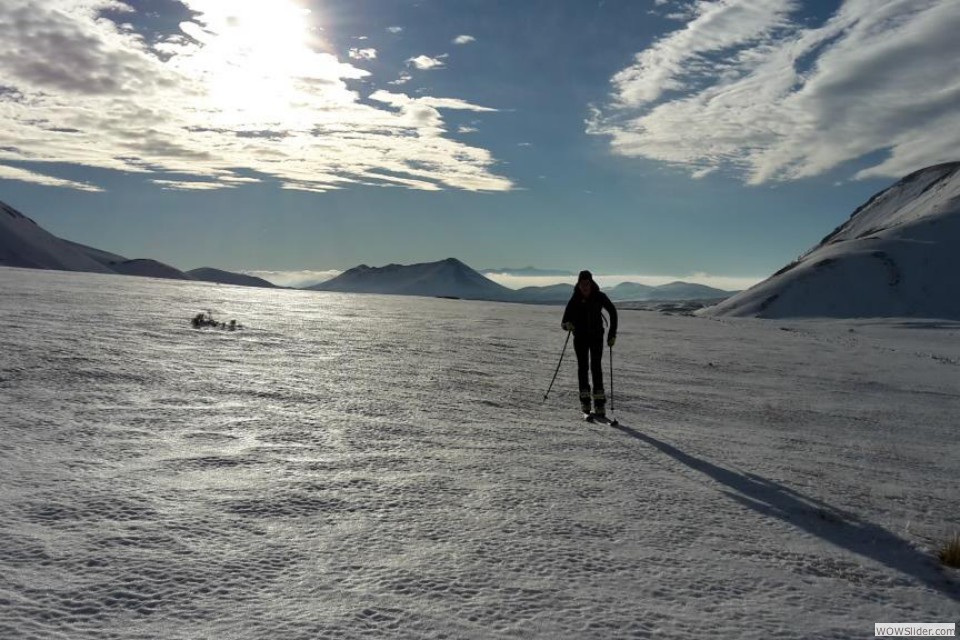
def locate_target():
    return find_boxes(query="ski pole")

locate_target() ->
[608,344,619,425]
[542,330,571,402]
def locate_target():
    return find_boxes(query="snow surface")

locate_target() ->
[701,163,960,319]
[1,266,958,639]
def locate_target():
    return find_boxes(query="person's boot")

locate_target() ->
[592,390,607,417]
[579,390,592,414]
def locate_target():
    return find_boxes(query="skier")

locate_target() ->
[561,270,618,417]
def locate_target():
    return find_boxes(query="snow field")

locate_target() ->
[1,267,958,639]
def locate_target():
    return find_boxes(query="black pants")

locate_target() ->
[574,335,604,394]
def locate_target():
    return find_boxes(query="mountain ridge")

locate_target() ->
[701,162,960,319]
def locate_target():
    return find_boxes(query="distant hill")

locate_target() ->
[187,267,278,288]
[513,283,574,303]
[606,282,656,301]
[308,258,517,300]
[643,281,733,301]
[700,162,960,319]
[513,280,733,304]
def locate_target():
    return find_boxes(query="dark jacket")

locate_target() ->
[562,281,617,341]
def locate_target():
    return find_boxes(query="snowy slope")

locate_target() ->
[110,258,193,280]
[1,267,958,639]
[62,239,129,267]
[310,258,517,300]
[702,163,960,319]
[0,200,115,273]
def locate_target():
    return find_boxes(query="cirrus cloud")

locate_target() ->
[589,0,960,184]
[0,0,512,193]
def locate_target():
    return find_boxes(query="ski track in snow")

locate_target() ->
[1,267,958,639]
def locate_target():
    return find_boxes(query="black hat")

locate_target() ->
[577,270,593,282]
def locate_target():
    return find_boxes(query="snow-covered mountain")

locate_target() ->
[1,199,191,280]
[308,258,517,300]
[1,199,275,286]
[61,240,192,281]
[187,267,278,288]
[1,201,115,274]
[701,163,960,319]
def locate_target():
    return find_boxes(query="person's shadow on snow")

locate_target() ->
[610,422,959,601]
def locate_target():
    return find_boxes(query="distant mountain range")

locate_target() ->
[32,160,960,319]
[1,201,734,303]
[0,200,276,288]
[700,162,960,319]
[307,259,733,303]
[513,280,733,304]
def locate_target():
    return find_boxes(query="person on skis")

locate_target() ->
[561,270,618,416]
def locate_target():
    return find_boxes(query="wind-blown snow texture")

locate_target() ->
[1,267,958,639]
[702,162,960,319]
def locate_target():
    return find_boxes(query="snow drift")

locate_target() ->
[701,163,960,319]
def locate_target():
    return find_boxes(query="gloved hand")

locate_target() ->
[562,322,575,332]
[607,335,616,347]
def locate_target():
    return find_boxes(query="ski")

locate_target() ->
[585,414,620,426]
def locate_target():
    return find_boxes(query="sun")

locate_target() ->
[177,0,339,128]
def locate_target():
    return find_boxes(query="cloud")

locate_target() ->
[589,0,960,184]
[386,26,403,34]
[243,269,341,288]
[407,54,447,70]
[151,179,226,191]
[0,1,512,193]
[369,91,497,113]
[452,35,475,45]
[348,48,377,60]
[0,164,103,191]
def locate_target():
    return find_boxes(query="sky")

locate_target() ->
[1,0,958,289]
